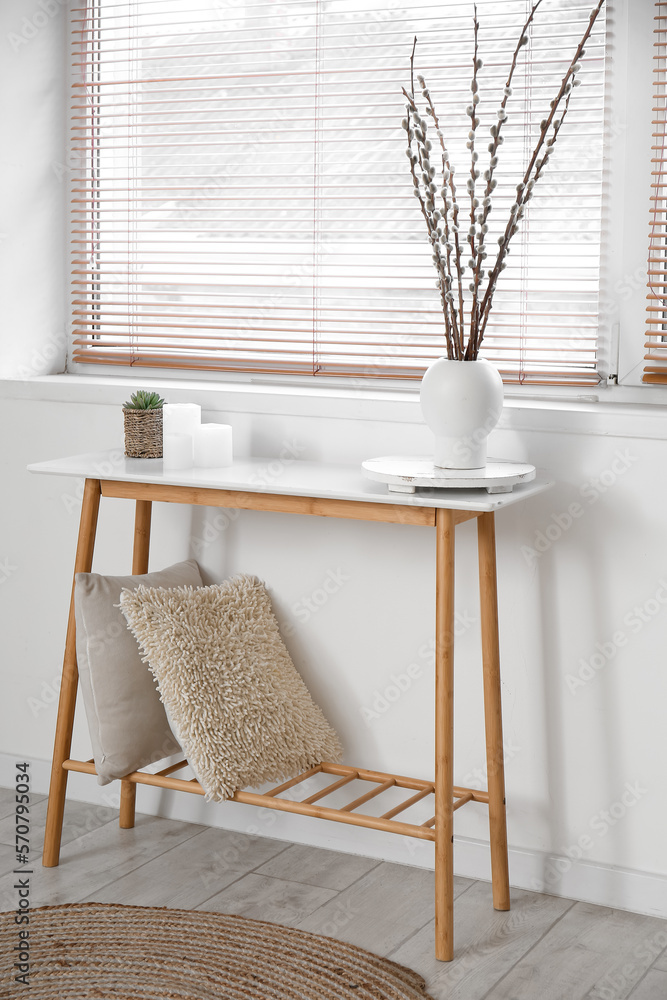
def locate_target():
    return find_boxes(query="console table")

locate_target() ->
[29,450,550,962]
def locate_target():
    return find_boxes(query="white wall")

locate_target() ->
[0,0,67,379]
[1,0,666,920]
[2,385,667,918]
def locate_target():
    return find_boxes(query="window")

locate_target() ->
[71,0,607,384]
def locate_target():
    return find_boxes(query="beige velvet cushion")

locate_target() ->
[74,559,203,784]
[119,574,342,801]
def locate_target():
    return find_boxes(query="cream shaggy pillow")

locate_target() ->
[119,575,342,801]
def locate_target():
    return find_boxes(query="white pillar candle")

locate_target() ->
[193,423,233,468]
[163,433,193,471]
[163,402,201,437]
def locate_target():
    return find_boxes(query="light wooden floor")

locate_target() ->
[1,787,666,999]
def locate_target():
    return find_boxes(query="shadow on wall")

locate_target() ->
[528,437,646,891]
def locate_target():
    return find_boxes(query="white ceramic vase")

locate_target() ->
[420,358,504,471]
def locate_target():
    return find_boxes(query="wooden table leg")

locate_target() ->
[478,511,510,911]
[435,508,456,961]
[43,479,101,867]
[119,780,137,830]
[119,499,153,830]
[131,499,152,576]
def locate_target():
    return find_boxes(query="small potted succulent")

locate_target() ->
[123,390,165,459]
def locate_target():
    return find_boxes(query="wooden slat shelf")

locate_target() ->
[62,758,485,843]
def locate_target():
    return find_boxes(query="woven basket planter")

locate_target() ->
[123,408,163,459]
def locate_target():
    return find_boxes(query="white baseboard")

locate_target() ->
[3,753,666,919]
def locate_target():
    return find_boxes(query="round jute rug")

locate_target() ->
[0,902,436,999]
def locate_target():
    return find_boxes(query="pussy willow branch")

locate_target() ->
[405,52,464,354]
[476,0,546,225]
[405,0,606,362]
[475,0,606,352]
[404,54,453,355]
[468,0,545,358]
[430,106,459,353]
[411,40,460,354]
[405,115,453,354]
[416,45,465,354]
[418,81,465,355]
[468,7,485,342]
[476,88,574,349]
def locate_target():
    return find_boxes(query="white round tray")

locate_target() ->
[362,457,536,494]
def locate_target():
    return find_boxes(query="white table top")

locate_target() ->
[28,450,552,513]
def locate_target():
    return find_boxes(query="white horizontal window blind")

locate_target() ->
[645,0,667,384]
[71,0,606,383]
